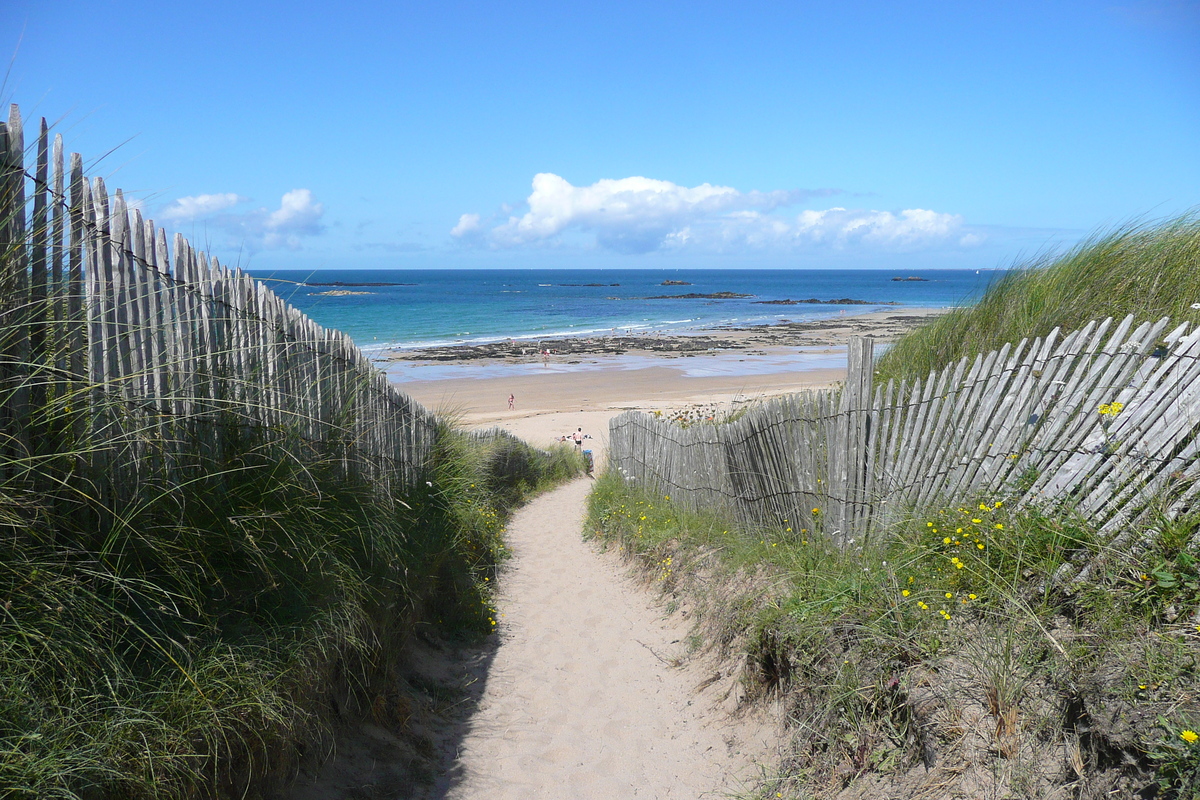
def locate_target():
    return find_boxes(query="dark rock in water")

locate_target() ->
[305,281,414,287]
[891,276,929,281]
[645,292,753,300]
[661,280,692,286]
[753,298,900,306]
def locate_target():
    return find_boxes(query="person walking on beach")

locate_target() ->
[572,428,583,448]
[508,393,515,410]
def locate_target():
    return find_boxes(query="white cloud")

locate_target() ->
[158,189,325,251]
[473,173,810,254]
[788,207,963,248]
[261,189,324,249]
[457,174,969,254]
[450,212,482,238]
[160,192,246,222]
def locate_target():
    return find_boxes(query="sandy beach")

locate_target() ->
[387,307,944,458]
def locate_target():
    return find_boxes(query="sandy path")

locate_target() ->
[438,477,774,799]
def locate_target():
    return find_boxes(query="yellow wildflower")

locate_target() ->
[1183,730,1199,744]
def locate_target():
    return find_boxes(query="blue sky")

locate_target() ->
[3,0,1197,271]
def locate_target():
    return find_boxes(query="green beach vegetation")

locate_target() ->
[876,213,1200,385]
[588,476,1200,798]
[0,390,583,798]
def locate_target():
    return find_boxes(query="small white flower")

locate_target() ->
[1192,303,1200,310]
[426,481,433,487]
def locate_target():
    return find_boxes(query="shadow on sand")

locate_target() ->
[284,631,501,800]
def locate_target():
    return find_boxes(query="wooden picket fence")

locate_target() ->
[0,104,437,506]
[610,315,1200,577]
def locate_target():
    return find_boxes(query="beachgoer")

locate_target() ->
[508,393,515,410]
[572,428,583,448]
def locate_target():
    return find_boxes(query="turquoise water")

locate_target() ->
[248,268,1002,353]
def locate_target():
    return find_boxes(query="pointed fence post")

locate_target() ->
[833,336,873,547]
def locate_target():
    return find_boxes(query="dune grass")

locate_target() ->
[0,382,584,799]
[588,473,1200,798]
[876,213,1200,385]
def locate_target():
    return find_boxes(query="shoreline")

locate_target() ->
[377,306,947,364]
[388,307,947,456]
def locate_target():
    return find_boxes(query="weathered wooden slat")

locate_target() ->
[109,191,138,395]
[50,135,66,380]
[68,153,86,383]
[30,118,49,383]
[861,380,892,540]
[1,105,30,456]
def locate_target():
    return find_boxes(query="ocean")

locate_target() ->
[247,268,1003,354]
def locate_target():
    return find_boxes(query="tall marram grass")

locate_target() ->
[877,212,1200,384]
[0,372,583,798]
